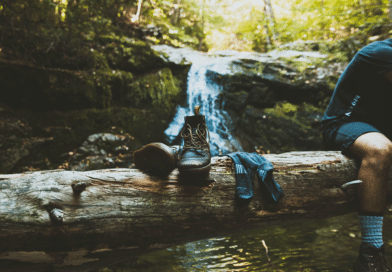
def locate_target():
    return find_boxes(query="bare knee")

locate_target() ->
[361,143,392,170]
[351,132,392,170]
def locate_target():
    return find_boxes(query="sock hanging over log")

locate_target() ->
[228,152,284,201]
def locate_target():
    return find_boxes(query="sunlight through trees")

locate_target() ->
[0,0,390,55]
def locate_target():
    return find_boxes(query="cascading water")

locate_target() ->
[163,58,243,156]
[152,44,329,156]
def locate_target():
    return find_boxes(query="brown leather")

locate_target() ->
[133,143,178,176]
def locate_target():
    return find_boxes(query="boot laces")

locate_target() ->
[369,252,390,271]
[181,123,210,150]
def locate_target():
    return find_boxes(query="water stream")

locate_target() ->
[125,46,385,271]
[153,45,327,155]
[162,51,243,155]
[102,211,392,271]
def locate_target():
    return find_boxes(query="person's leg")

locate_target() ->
[350,132,392,215]
[350,132,392,271]
[324,122,392,270]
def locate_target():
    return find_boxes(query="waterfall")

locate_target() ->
[152,44,328,156]
[164,60,243,156]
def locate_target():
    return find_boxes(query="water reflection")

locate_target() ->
[101,211,392,271]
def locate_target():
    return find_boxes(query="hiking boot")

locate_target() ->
[177,115,211,176]
[133,143,179,176]
[353,244,391,272]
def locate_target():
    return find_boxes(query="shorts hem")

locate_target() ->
[323,121,382,158]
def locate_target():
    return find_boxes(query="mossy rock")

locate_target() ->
[0,60,183,111]
[22,105,181,155]
[228,102,324,153]
[20,65,183,149]
[0,62,96,110]
[99,35,166,74]
[0,64,185,173]
[6,104,179,172]
[123,68,182,110]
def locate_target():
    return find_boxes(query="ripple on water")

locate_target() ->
[98,211,392,271]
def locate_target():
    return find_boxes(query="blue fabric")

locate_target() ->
[321,39,392,135]
[359,215,384,249]
[322,122,381,157]
[227,152,284,202]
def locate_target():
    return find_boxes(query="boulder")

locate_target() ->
[0,107,54,173]
[0,39,189,174]
[65,133,136,171]
[205,48,347,153]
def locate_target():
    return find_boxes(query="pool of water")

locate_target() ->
[100,210,392,272]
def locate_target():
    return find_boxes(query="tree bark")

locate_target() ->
[263,6,272,50]
[170,0,181,25]
[389,0,392,19]
[135,0,143,22]
[262,0,278,43]
[198,0,204,51]
[358,0,366,15]
[1,151,391,270]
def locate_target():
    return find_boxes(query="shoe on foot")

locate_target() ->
[133,143,179,176]
[353,244,391,272]
[177,115,211,176]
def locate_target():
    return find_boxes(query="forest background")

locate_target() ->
[2,0,392,60]
[1,0,392,174]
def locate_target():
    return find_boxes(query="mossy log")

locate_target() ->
[0,151,386,270]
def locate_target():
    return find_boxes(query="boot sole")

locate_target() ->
[178,163,211,177]
[133,143,176,176]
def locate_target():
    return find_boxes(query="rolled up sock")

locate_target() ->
[359,215,384,249]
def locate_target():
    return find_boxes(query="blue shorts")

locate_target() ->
[322,121,391,157]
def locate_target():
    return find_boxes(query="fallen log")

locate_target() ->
[0,151,388,270]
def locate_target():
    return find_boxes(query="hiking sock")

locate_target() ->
[358,214,384,248]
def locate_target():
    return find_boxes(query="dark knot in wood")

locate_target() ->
[72,181,88,195]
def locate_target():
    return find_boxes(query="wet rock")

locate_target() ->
[209,47,346,153]
[152,45,196,66]
[247,83,277,108]
[151,43,345,154]
[70,155,115,171]
[131,24,163,40]
[65,133,137,171]
[114,145,129,154]
[0,107,54,173]
[208,56,346,108]
[0,36,191,174]
[231,103,324,153]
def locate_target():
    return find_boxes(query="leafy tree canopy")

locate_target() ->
[0,0,390,64]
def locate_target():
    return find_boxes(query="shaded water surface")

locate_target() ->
[101,211,392,271]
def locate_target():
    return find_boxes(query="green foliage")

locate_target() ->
[127,68,182,111]
[233,8,269,52]
[279,0,390,42]
[146,0,205,49]
[0,0,207,62]
[2,0,388,56]
[264,101,324,129]
[202,0,391,52]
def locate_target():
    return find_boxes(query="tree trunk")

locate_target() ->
[262,0,278,43]
[1,151,391,270]
[389,0,392,21]
[390,0,392,20]
[170,0,181,25]
[135,0,143,22]
[263,6,272,50]
[358,0,366,15]
[198,0,204,51]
